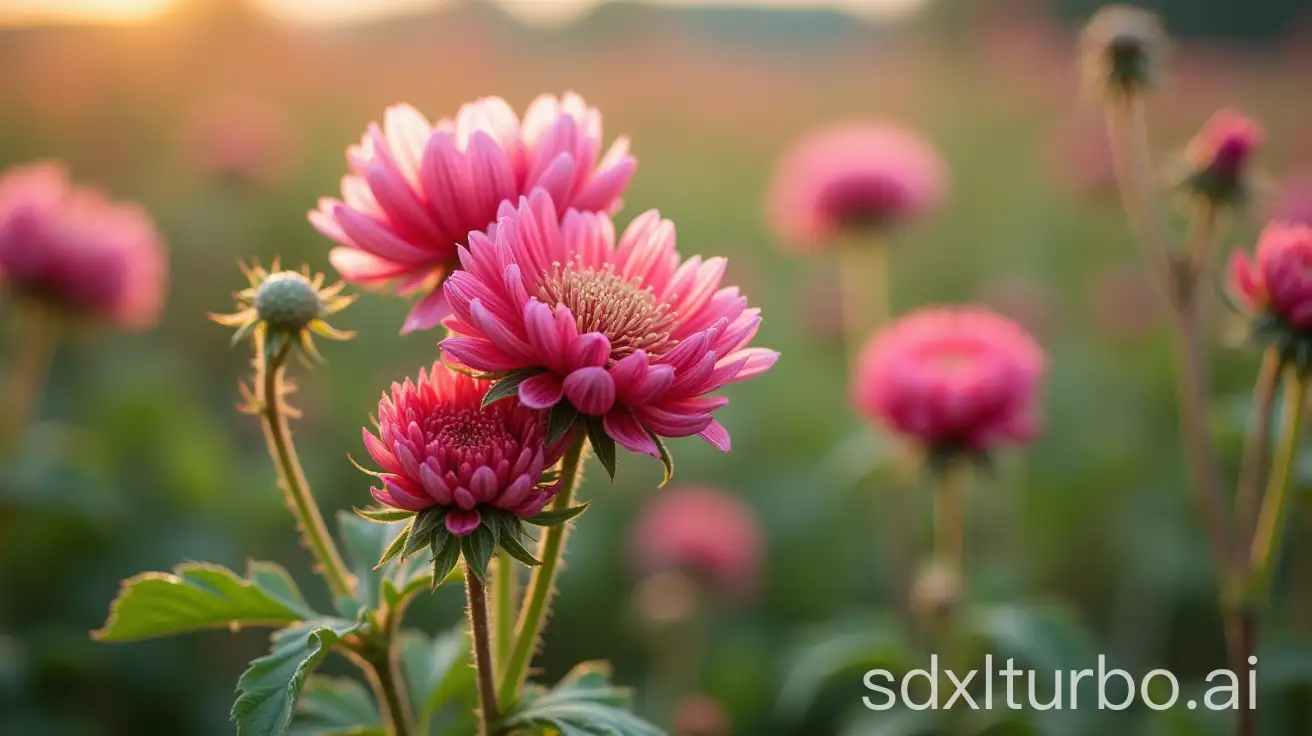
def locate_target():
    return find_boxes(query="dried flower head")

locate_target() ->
[853,305,1045,462]
[355,362,582,583]
[1080,5,1166,99]
[311,93,636,334]
[1182,110,1262,208]
[1228,222,1312,372]
[0,161,166,329]
[210,261,355,363]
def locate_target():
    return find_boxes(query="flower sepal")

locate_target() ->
[1247,312,1312,377]
[377,506,559,588]
[925,443,993,478]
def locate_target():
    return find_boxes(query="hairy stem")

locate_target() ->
[354,608,414,736]
[257,346,354,602]
[1,300,59,454]
[467,567,501,735]
[1236,349,1281,554]
[492,549,518,678]
[498,432,588,705]
[1249,369,1306,601]
[838,232,889,364]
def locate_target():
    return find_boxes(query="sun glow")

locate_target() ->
[0,0,175,25]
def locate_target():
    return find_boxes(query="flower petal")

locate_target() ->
[563,366,616,415]
[519,372,565,409]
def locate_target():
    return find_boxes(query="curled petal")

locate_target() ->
[445,509,482,536]
[563,366,616,415]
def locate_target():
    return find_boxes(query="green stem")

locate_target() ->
[354,608,414,736]
[1248,369,1307,601]
[934,460,970,575]
[1,300,60,454]
[466,567,501,735]
[258,346,355,602]
[837,231,889,364]
[1237,348,1282,555]
[498,433,587,705]
[492,549,518,678]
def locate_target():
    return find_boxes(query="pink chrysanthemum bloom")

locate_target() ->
[767,123,946,250]
[1183,110,1262,207]
[1228,222,1312,357]
[629,485,763,602]
[854,306,1045,456]
[311,93,636,334]
[0,162,165,329]
[363,361,564,537]
[439,190,777,468]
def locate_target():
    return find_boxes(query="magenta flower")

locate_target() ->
[362,361,563,536]
[767,123,946,250]
[0,162,166,329]
[311,93,636,334]
[1228,222,1312,329]
[1183,110,1262,206]
[854,306,1045,455]
[629,485,764,602]
[439,190,777,470]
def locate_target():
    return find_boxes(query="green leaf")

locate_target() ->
[377,524,410,568]
[95,562,315,642]
[353,507,414,523]
[502,661,664,736]
[525,502,590,527]
[546,402,580,446]
[398,627,478,735]
[291,676,383,736]
[584,416,616,482]
[404,508,448,559]
[778,616,915,719]
[646,428,674,488]
[460,522,498,583]
[497,529,542,568]
[481,367,547,408]
[232,619,362,736]
[430,535,462,590]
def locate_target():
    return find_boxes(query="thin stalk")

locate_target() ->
[1236,348,1281,552]
[1,300,60,453]
[352,608,414,736]
[1248,369,1307,601]
[257,345,354,602]
[837,232,890,364]
[466,567,501,735]
[498,433,588,705]
[934,460,970,575]
[492,549,518,678]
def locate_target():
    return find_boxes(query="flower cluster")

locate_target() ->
[0,162,166,329]
[853,306,1045,460]
[311,94,636,333]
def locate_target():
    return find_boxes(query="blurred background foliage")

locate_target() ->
[3,0,1312,734]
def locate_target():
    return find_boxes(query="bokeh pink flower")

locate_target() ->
[311,93,636,334]
[1228,222,1312,328]
[362,361,563,535]
[184,95,297,187]
[767,123,946,250]
[0,162,166,329]
[629,485,763,602]
[854,306,1045,452]
[440,190,777,457]
[1184,109,1261,204]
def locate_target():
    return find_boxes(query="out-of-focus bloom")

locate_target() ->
[363,362,563,534]
[0,162,165,329]
[184,95,297,187]
[1272,171,1312,226]
[629,485,763,602]
[674,695,730,736]
[1182,110,1261,207]
[854,306,1045,456]
[210,262,355,363]
[1080,4,1166,99]
[440,190,777,466]
[311,93,636,334]
[1228,223,1312,371]
[766,123,946,250]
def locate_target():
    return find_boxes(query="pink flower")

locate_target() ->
[362,361,562,535]
[853,306,1045,452]
[1184,110,1261,205]
[440,190,778,458]
[674,695,730,736]
[629,485,763,602]
[0,162,165,330]
[311,93,636,334]
[767,123,946,250]
[1228,222,1312,328]
[184,95,296,187]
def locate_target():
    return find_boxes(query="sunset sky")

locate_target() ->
[0,0,930,26]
